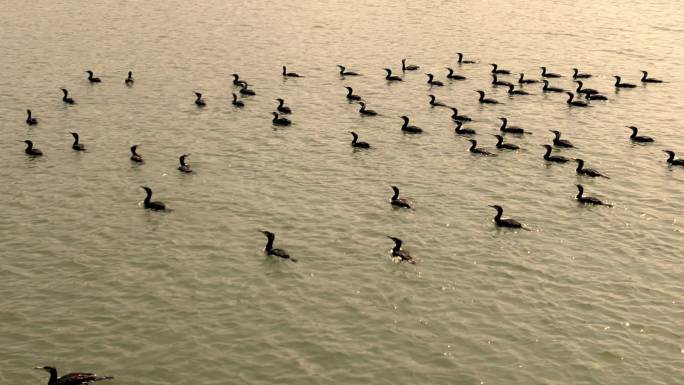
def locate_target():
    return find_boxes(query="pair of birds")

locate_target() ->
[20,133,84,155]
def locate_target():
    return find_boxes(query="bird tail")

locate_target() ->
[93,376,114,382]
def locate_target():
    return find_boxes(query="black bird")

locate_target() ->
[565,92,589,107]
[426,73,444,86]
[387,236,416,264]
[390,186,411,208]
[272,112,291,126]
[507,84,530,95]
[572,68,592,79]
[575,81,598,95]
[585,93,608,101]
[490,63,510,74]
[468,139,496,156]
[575,158,609,178]
[489,205,526,229]
[550,130,574,148]
[493,134,519,150]
[178,154,192,173]
[640,71,662,83]
[518,73,539,84]
[663,150,684,166]
[70,132,86,151]
[540,66,561,78]
[275,98,292,114]
[428,94,448,108]
[239,82,256,96]
[194,92,206,107]
[401,59,419,71]
[576,184,612,207]
[456,53,476,64]
[26,109,38,125]
[445,67,466,80]
[22,140,43,156]
[450,107,472,122]
[358,102,377,116]
[36,366,113,385]
[130,145,143,163]
[85,70,101,83]
[542,80,565,93]
[232,74,247,87]
[400,116,423,133]
[476,90,499,104]
[261,230,297,262]
[627,126,654,143]
[384,68,403,81]
[125,71,134,85]
[231,93,244,107]
[337,65,359,76]
[542,144,569,163]
[61,88,75,104]
[282,66,302,77]
[614,75,636,88]
[499,117,529,135]
[454,121,476,135]
[140,186,167,211]
[345,86,362,101]
[350,131,370,148]
[491,74,513,87]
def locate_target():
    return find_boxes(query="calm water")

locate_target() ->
[1,1,682,384]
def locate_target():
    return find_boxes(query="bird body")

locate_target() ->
[387,236,416,264]
[446,67,466,80]
[401,59,419,71]
[26,109,38,125]
[358,102,377,116]
[70,132,86,151]
[85,70,101,83]
[640,71,662,83]
[141,186,167,211]
[566,92,589,107]
[282,66,302,77]
[194,92,206,107]
[400,116,423,133]
[272,112,291,126]
[261,231,296,262]
[130,145,143,163]
[428,94,447,107]
[23,140,43,156]
[390,186,411,208]
[384,68,403,81]
[614,76,636,88]
[628,126,653,143]
[178,154,192,173]
[499,117,528,135]
[337,65,359,76]
[489,205,526,229]
[542,80,564,93]
[540,66,561,78]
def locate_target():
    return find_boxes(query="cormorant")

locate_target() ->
[491,74,513,87]
[345,86,362,101]
[499,117,529,135]
[61,88,75,104]
[428,94,448,107]
[627,126,654,143]
[400,116,423,133]
[22,140,42,156]
[387,236,416,264]
[35,366,113,385]
[614,76,636,88]
[565,92,589,107]
[70,132,86,151]
[450,107,472,122]
[456,53,476,64]
[585,93,608,101]
[490,64,510,74]
[261,230,297,262]
[540,66,561,78]
[507,84,530,95]
[468,139,496,156]
[445,67,466,80]
[232,93,244,107]
[384,68,403,81]
[337,65,359,76]
[426,73,444,86]
[640,71,662,83]
[26,109,38,125]
[390,186,411,208]
[489,205,527,229]
[282,66,302,77]
[541,144,569,163]
[549,130,574,148]
[542,80,564,93]
[140,186,167,211]
[576,184,612,207]
[572,68,592,79]
[125,71,134,85]
[476,90,499,104]
[663,150,684,166]
[575,81,598,95]
[401,59,419,71]
[358,102,377,116]
[85,70,101,83]
[239,82,256,96]
[493,134,519,150]
[194,92,206,107]
[575,158,609,178]
[518,73,539,84]
[178,154,192,173]
[454,121,476,135]
[272,112,291,126]
[275,98,292,114]
[350,132,370,148]
[130,145,143,163]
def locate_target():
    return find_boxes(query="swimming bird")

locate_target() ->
[350,131,370,148]
[575,81,599,95]
[489,205,526,229]
[454,121,476,135]
[476,90,499,104]
[565,92,589,107]
[261,230,296,262]
[387,236,416,264]
[468,139,496,156]
[445,67,466,80]
[178,154,192,173]
[507,84,530,95]
[400,116,423,133]
[231,93,244,107]
[61,88,75,104]
[384,68,403,81]
[26,109,38,125]
[337,65,359,76]
[194,92,206,107]
[140,186,167,211]
[541,144,569,163]
[663,150,684,166]
[125,71,134,85]
[456,53,476,64]
[572,68,592,79]
[401,59,419,71]
[345,86,362,101]
[232,74,247,87]
[130,145,143,163]
[576,184,612,207]
[585,93,608,101]
[275,98,292,114]
[272,112,291,126]
[85,70,101,83]
[35,366,113,385]
[549,130,574,148]
[450,107,472,122]
[426,73,444,86]
[540,66,561,78]
[491,74,513,87]
[22,140,42,156]
[390,186,411,208]
[575,158,609,178]
[358,102,377,116]
[542,80,565,93]
[518,73,539,84]
[614,75,636,88]
[70,132,86,151]
[493,134,519,150]
[640,71,662,83]
[428,94,448,108]
[491,63,510,74]
[239,82,256,96]
[282,66,302,77]
[499,117,529,135]
[627,126,653,143]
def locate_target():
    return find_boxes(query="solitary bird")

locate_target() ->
[401,58,419,71]
[337,65,359,76]
[493,134,519,150]
[576,184,612,207]
[468,139,496,156]
[350,132,370,148]
[85,70,101,83]
[70,132,86,151]
[540,66,561,78]
[663,150,684,166]
[426,73,444,86]
[275,98,292,114]
[565,92,589,107]
[384,68,403,81]
[550,130,574,148]
[26,109,38,125]
[542,80,564,93]
[282,66,302,77]
[541,144,569,163]
[261,230,296,262]
[141,186,167,211]
[489,205,527,229]
[450,107,471,122]
[614,75,636,88]
[446,67,466,80]
[400,116,423,134]
[130,145,143,163]
[428,94,448,108]
[507,84,530,95]
[518,73,538,84]
[456,53,476,64]
[640,71,662,83]
[454,121,476,135]
[61,88,75,104]
[35,366,113,385]
[178,154,192,173]
[239,82,256,96]
[231,93,244,107]
[476,90,499,104]
[194,92,206,107]
[572,68,592,79]
[345,86,362,101]
[499,117,529,135]
[22,140,43,156]
[390,185,411,208]
[272,112,291,126]
[387,236,416,264]
[358,102,377,116]
[575,158,609,178]
[490,63,510,74]
[124,71,134,85]
[575,81,598,95]
[627,126,654,143]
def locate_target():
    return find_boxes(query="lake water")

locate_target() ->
[1,1,682,384]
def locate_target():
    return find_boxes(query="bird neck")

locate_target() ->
[641,72,647,81]
[576,187,583,199]
[48,368,58,385]
[494,208,503,222]
[144,190,152,205]
[401,118,408,129]
[391,189,399,200]
[576,161,583,172]
[278,99,284,108]
[544,147,552,159]
[567,93,574,103]
[500,119,507,129]
[630,128,637,138]
[469,141,477,151]
[265,236,274,251]
[666,152,675,162]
